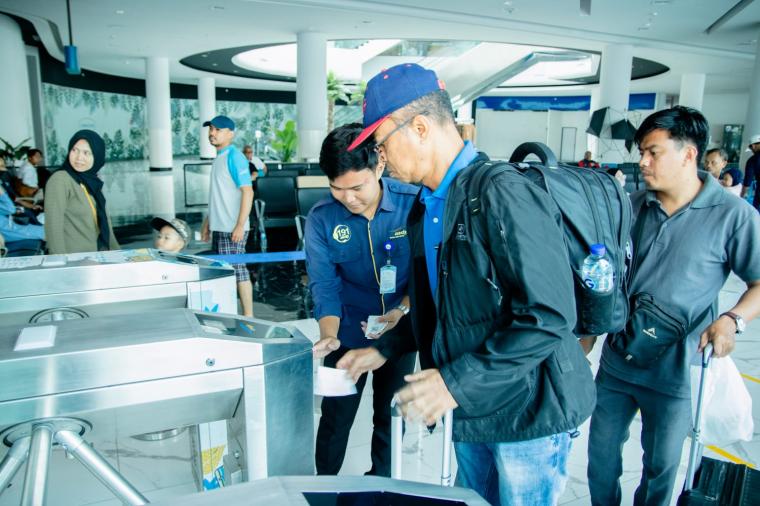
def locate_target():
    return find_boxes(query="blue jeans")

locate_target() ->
[454,432,572,506]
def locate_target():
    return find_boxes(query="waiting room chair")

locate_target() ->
[254,176,298,252]
[294,187,332,250]
[267,169,300,178]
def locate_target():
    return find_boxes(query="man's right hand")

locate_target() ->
[201,218,210,242]
[336,348,387,382]
[312,336,340,359]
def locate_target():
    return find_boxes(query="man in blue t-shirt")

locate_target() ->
[308,124,417,477]
[201,115,254,316]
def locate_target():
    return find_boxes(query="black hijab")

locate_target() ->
[61,129,110,250]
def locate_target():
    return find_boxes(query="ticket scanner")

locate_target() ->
[0,249,236,326]
[0,309,314,505]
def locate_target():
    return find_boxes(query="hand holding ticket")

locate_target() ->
[364,315,388,339]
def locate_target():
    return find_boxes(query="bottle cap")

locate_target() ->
[590,243,606,256]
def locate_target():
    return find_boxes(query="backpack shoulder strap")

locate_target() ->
[466,160,515,218]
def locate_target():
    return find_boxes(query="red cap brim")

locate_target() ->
[347,115,389,151]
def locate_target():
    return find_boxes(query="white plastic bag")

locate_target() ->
[690,355,754,447]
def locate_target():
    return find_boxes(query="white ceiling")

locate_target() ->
[1,0,759,94]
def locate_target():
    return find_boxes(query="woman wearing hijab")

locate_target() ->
[44,130,120,253]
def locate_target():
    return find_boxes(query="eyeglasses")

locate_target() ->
[374,112,428,152]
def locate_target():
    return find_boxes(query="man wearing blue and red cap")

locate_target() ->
[201,115,254,316]
[337,64,595,505]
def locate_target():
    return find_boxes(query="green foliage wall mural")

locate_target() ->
[42,83,362,165]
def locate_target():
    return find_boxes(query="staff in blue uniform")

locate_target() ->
[308,123,417,476]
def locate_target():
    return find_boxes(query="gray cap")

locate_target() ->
[151,217,191,242]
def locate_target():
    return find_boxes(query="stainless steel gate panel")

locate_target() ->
[0,309,315,504]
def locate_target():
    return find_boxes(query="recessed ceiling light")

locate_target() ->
[115,9,125,15]
[212,63,218,66]
[201,54,209,58]
[233,70,239,73]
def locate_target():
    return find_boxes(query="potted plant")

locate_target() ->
[327,71,350,132]
[271,120,298,162]
[0,137,31,167]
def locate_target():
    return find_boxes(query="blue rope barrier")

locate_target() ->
[201,251,306,264]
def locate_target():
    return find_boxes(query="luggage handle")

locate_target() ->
[391,398,454,487]
[683,343,714,492]
[508,142,560,170]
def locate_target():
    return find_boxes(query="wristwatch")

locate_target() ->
[395,304,410,316]
[720,311,746,334]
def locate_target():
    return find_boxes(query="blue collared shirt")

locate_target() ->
[420,141,479,296]
[304,178,419,348]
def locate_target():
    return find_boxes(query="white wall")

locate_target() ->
[475,109,548,160]
[475,90,746,164]
[547,110,589,162]
[476,108,652,163]
[701,92,749,149]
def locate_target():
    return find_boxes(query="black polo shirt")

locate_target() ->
[601,173,760,398]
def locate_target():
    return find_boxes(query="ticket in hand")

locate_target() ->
[365,315,388,338]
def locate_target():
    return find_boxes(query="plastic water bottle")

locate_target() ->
[581,243,614,293]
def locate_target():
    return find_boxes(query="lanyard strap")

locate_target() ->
[79,184,98,226]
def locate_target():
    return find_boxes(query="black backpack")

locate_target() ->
[465,142,633,336]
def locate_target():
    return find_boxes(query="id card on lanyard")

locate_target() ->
[379,241,397,294]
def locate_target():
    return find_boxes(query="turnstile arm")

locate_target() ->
[0,436,30,496]
[55,430,149,505]
[21,424,53,506]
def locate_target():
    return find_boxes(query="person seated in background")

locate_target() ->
[14,148,42,197]
[721,167,744,197]
[0,182,44,242]
[0,158,42,215]
[152,217,191,253]
[579,150,600,168]
[242,144,267,180]
[704,147,728,180]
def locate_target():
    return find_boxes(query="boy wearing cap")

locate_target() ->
[152,217,190,253]
[336,64,594,505]
[741,133,760,209]
[201,115,255,317]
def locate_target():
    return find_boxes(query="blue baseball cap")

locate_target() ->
[347,63,445,151]
[203,115,235,131]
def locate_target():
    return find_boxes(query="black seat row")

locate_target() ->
[266,162,324,176]
[252,176,332,251]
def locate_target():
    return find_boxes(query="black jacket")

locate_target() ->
[374,154,596,443]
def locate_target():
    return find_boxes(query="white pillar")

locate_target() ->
[587,87,600,155]
[0,15,34,154]
[596,44,633,164]
[296,32,327,161]
[679,73,706,110]
[744,39,760,161]
[198,77,216,159]
[145,56,175,219]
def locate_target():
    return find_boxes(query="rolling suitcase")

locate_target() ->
[390,400,454,487]
[678,344,760,505]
